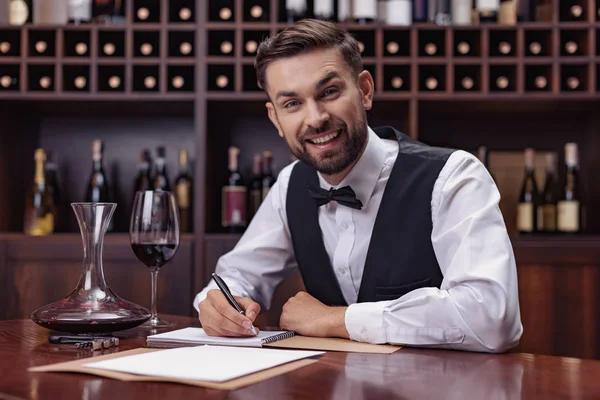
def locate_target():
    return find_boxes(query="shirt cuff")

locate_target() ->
[345,301,388,344]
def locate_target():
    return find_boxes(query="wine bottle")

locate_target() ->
[153,146,171,191]
[557,143,582,233]
[133,149,153,194]
[85,139,112,233]
[262,151,275,200]
[452,0,472,25]
[541,153,558,233]
[9,0,30,25]
[535,0,552,21]
[434,0,451,24]
[34,0,68,24]
[68,0,92,24]
[314,0,336,20]
[517,148,540,234]
[249,153,262,220]
[24,149,55,236]
[353,0,377,23]
[45,151,61,232]
[338,0,351,21]
[175,149,193,233]
[92,0,125,23]
[286,0,308,23]
[222,146,247,232]
[477,0,499,21]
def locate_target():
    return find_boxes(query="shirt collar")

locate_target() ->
[317,126,388,209]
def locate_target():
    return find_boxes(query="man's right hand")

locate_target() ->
[198,289,261,337]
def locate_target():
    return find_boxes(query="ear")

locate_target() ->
[266,102,284,138]
[357,70,374,111]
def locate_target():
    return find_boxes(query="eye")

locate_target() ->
[322,87,338,97]
[283,100,299,109]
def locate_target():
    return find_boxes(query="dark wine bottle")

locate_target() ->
[541,153,558,233]
[261,151,275,201]
[286,0,308,23]
[45,151,61,232]
[85,139,112,230]
[557,143,582,233]
[152,146,171,191]
[133,149,153,194]
[24,148,55,236]
[174,148,193,233]
[517,148,540,234]
[249,153,262,220]
[222,146,247,233]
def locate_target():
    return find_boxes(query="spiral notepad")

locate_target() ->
[146,327,296,349]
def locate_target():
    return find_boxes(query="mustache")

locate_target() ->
[300,119,347,142]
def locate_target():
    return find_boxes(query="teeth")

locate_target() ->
[310,131,339,144]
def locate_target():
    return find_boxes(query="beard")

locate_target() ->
[286,108,368,175]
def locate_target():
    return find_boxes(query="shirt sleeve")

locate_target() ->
[344,150,524,353]
[192,163,299,315]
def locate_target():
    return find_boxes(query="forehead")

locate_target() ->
[265,48,350,95]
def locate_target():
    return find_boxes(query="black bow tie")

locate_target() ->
[307,183,363,210]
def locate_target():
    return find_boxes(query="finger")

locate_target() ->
[206,307,256,337]
[212,293,255,330]
[235,297,261,321]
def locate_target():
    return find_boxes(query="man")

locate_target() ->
[193,19,523,353]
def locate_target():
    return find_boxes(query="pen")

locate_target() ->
[211,273,257,335]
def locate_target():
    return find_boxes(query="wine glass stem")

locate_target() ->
[151,268,159,320]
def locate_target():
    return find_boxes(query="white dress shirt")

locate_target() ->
[194,127,523,353]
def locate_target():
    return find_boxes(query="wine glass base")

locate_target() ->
[140,316,174,329]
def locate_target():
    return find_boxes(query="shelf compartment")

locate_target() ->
[524,64,553,92]
[168,30,195,58]
[560,29,589,56]
[383,29,411,57]
[560,63,589,92]
[453,29,481,58]
[418,29,446,57]
[383,65,411,92]
[208,0,235,22]
[243,0,270,22]
[349,30,376,57]
[133,0,161,23]
[62,64,90,92]
[63,29,91,58]
[243,30,270,57]
[207,30,236,57]
[167,65,194,92]
[169,0,195,23]
[243,64,261,91]
[489,64,517,92]
[488,29,517,57]
[133,30,160,58]
[0,29,21,57]
[0,64,20,91]
[559,0,588,22]
[133,65,160,92]
[27,64,55,92]
[453,64,481,92]
[28,30,56,58]
[98,30,126,58]
[418,64,446,92]
[97,64,126,92]
[524,29,552,57]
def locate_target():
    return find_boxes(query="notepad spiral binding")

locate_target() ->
[261,331,296,344]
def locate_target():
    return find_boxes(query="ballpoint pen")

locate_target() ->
[211,272,258,335]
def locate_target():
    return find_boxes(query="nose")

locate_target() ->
[305,99,330,130]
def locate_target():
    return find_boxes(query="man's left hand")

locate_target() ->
[279,291,349,338]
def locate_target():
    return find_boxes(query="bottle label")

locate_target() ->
[176,181,190,209]
[338,0,351,20]
[9,0,28,25]
[385,0,411,25]
[517,202,534,232]
[24,211,54,236]
[286,0,306,12]
[477,0,499,11]
[498,0,516,24]
[69,0,92,20]
[314,0,334,16]
[451,0,472,25]
[353,0,376,18]
[557,200,579,232]
[222,186,247,227]
[542,204,556,231]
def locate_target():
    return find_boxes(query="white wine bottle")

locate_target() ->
[24,148,55,236]
[557,143,582,233]
[517,148,539,234]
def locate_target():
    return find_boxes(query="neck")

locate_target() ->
[321,133,369,186]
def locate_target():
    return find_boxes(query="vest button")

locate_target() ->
[340,222,348,230]
[338,268,346,275]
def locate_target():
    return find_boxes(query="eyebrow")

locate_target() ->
[274,71,342,102]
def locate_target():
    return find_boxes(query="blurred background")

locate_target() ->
[0,0,599,360]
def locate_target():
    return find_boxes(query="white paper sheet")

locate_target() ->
[83,345,323,382]
[146,327,290,347]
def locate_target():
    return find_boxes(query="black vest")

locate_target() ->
[286,126,456,306]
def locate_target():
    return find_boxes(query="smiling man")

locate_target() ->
[193,19,523,353]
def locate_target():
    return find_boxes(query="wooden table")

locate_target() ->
[1,315,600,399]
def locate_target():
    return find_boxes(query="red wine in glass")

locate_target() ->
[130,190,180,328]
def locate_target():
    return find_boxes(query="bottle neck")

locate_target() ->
[155,158,166,175]
[34,158,45,185]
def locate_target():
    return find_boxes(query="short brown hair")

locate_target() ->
[254,19,363,94]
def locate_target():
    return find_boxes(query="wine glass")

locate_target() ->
[130,190,180,328]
